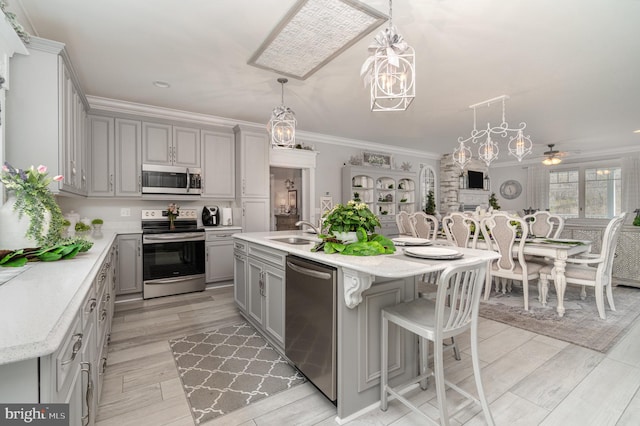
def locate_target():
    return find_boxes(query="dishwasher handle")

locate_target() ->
[286,261,333,280]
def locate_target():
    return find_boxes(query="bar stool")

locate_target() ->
[380,258,494,425]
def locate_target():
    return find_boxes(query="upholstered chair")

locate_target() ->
[410,211,439,240]
[480,213,543,310]
[523,211,565,238]
[395,211,414,237]
[538,213,626,319]
[442,212,480,249]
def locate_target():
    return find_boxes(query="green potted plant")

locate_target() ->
[424,190,436,215]
[0,162,66,248]
[75,221,91,236]
[91,218,104,238]
[489,193,501,210]
[322,200,381,243]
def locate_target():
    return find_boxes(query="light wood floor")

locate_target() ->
[96,284,640,426]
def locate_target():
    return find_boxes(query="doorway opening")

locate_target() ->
[270,167,302,231]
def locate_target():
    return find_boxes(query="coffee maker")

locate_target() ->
[202,206,220,226]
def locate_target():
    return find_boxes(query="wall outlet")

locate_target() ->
[120,208,131,217]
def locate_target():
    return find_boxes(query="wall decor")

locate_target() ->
[363,151,392,168]
[288,190,297,212]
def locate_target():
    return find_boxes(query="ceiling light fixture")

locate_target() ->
[361,0,415,112]
[542,144,562,165]
[267,78,296,149]
[248,0,387,80]
[453,95,533,168]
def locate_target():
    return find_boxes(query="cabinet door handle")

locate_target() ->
[87,298,97,313]
[61,333,83,365]
[137,241,141,257]
[109,174,114,191]
[101,357,107,374]
[138,175,142,192]
[100,309,107,322]
[81,362,93,426]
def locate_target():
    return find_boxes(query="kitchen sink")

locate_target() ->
[269,236,319,245]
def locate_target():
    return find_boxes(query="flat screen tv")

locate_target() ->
[468,170,484,189]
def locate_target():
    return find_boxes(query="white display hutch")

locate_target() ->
[342,166,418,237]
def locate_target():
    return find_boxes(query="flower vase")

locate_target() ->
[0,192,49,249]
[169,216,175,230]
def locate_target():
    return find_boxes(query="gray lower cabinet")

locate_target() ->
[238,242,286,350]
[205,230,239,283]
[116,234,143,295]
[33,244,116,426]
[234,240,248,312]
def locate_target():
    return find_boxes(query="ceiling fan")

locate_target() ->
[541,144,565,165]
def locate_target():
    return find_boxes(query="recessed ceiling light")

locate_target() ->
[152,80,171,88]
[634,129,640,134]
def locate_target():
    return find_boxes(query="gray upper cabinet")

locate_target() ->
[201,130,235,198]
[234,125,269,198]
[6,37,88,196]
[142,122,200,168]
[88,115,115,196]
[115,119,142,197]
[88,116,142,197]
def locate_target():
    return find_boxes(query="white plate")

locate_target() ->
[392,237,432,246]
[403,247,464,260]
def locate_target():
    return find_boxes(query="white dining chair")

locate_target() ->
[480,213,544,310]
[538,213,626,319]
[380,258,494,426]
[442,212,479,248]
[410,211,439,240]
[523,211,565,238]
[395,211,414,236]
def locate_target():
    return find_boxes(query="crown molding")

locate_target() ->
[87,95,441,159]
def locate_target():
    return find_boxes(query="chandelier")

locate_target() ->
[267,78,296,148]
[453,95,533,168]
[360,0,415,112]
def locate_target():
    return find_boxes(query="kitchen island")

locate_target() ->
[234,231,499,422]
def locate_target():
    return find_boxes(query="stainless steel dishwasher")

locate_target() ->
[285,255,337,402]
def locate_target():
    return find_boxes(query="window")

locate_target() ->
[549,170,579,218]
[548,166,621,219]
[585,167,621,218]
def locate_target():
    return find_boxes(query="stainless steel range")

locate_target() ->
[141,209,205,299]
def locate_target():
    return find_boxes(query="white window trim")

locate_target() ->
[549,159,621,224]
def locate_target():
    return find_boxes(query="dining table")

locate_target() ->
[521,238,592,317]
[475,237,592,317]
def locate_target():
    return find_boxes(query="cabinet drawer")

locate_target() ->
[248,243,286,269]
[234,240,248,254]
[206,231,236,241]
[96,284,110,349]
[56,313,83,393]
[81,286,97,330]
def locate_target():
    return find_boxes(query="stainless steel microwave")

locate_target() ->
[141,164,202,195]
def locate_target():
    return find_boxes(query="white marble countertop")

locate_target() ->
[0,229,140,365]
[235,231,500,278]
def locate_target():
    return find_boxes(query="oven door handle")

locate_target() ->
[143,233,205,243]
[186,168,191,192]
[145,276,202,285]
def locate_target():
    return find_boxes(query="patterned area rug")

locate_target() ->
[479,283,640,353]
[169,322,306,424]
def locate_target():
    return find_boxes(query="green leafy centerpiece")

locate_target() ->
[0,162,92,267]
[312,200,395,256]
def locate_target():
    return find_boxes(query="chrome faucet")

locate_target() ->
[295,220,321,235]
